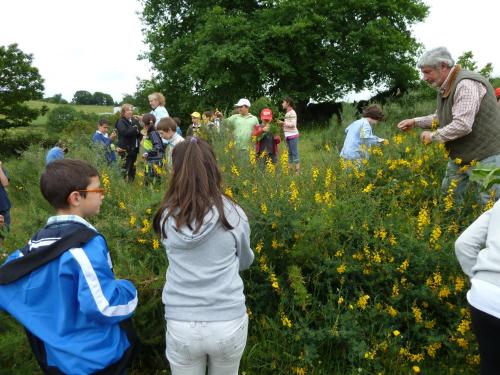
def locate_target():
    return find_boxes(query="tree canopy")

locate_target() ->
[71,90,114,106]
[140,0,428,114]
[0,44,45,128]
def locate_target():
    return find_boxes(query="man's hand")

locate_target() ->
[397,118,415,132]
[420,131,433,145]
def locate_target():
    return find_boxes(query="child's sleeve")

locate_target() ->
[69,236,138,323]
[231,207,254,271]
[455,203,493,278]
[252,125,264,137]
[360,123,384,146]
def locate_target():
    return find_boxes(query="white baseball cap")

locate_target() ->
[234,98,251,107]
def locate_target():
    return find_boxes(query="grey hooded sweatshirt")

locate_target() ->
[161,198,254,321]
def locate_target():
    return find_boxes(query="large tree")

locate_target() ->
[140,0,428,114]
[0,44,45,128]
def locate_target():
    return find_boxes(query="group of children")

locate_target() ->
[92,113,184,182]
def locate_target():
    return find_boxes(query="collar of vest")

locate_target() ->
[440,65,462,98]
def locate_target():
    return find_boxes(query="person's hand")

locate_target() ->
[263,124,270,132]
[420,131,433,145]
[0,214,4,227]
[110,130,117,140]
[277,120,284,126]
[397,118,415,132]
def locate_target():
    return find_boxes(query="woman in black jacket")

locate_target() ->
[115,104,142,182]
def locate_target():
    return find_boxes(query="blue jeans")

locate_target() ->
[286,137,299,163]
[442,154,500,205]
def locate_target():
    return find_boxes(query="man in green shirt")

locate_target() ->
[225,98,259,151]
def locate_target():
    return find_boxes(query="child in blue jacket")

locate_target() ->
[0,159,138,375]
[340,105,385,161]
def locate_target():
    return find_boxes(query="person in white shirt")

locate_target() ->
[455,200,500,374]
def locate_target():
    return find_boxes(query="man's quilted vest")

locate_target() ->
[437,68,500,164]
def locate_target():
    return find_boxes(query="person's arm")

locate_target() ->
[455,203,494,278]
[0,162,8,187]
[252,125,264,137]
[432,79,485,142]
[232,207,254,271]
[397,114,435,131]
[70,236,138,323]
[360,122,384,146]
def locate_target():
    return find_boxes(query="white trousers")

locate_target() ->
[166,314,248,375]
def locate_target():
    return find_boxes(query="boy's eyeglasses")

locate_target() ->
[77,188,105,195]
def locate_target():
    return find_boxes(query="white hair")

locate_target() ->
[417,47,455,69]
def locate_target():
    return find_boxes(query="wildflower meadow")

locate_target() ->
[0,102,486,374]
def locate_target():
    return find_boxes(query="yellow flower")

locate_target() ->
[386,305,398,317]
[412,366,421,373]
[152,238,160,250]
[337,296,344,305]
[393,330,400,337]
[119,201,126,210]
[417,207,430,236]
[260,202,268,215]
[457,319,470,335]
[412,305,422,323]
[454,158,462,165]
[231,164,240,177]
[337,264,346,274]
[357,294,370,310]
[224,187,233,198]
[363,183,374,193]
[129,215,137,226]
[280,312,292,328]
[311,167,319,182]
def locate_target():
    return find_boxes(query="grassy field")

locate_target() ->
[28,100,114,126]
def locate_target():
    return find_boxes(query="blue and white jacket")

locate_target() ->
[0,216,138,374]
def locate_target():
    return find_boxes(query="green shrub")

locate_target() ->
[0,127,58,157]
[46,105,99,135]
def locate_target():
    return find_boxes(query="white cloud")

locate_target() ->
[0,0,151,103]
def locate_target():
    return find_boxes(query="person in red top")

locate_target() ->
[496,87,500,107]
[252,108,280,167]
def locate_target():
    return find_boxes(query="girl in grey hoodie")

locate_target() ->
[153,136,254,375]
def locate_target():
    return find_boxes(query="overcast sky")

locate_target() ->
[1,0,499,103]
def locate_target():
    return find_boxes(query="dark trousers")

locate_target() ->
[121,150,138,182]
[470,304,500,375]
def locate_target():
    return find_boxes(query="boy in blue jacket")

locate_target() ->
[0,159,138,375]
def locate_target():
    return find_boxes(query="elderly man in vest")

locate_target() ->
[398,47,500,204]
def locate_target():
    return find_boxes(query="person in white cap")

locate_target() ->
[222,98,259,154]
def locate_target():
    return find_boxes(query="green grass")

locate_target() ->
[28,100,114,126]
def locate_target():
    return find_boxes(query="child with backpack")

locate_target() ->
[0,159,138,374]
[142,113,165,181]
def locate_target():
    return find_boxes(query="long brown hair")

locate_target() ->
[153,137,234,238]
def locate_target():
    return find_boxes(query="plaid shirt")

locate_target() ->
[414,65,487,142]
[46,215,97,232]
